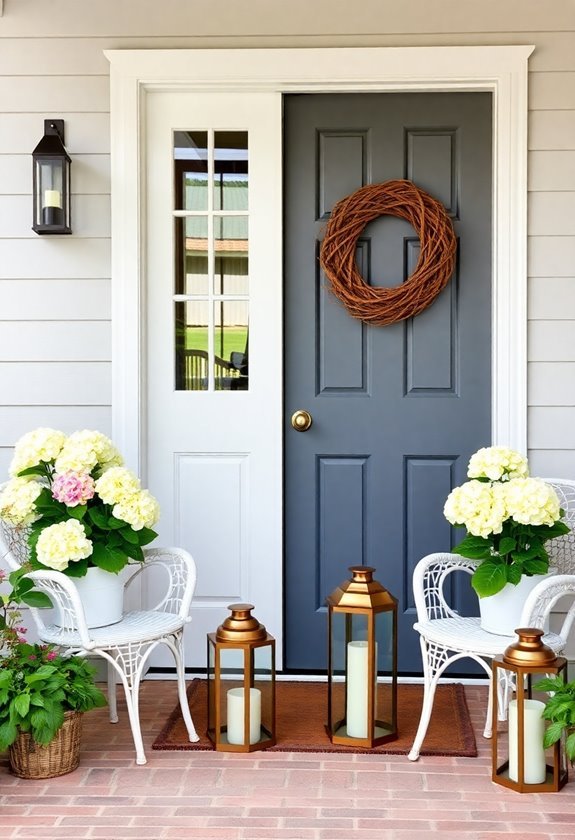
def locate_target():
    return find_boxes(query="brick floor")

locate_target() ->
[1,682,574,839]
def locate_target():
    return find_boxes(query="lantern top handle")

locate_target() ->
[503,628,557,667]
[326,565,398,610]
[32,120,71,162]
[216,603,268,642]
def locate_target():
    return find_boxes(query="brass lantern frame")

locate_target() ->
[492,628,568,793]
[207,603,276,753]
[326,566,398,748]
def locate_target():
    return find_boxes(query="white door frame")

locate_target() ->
[107,45,532,470]
[106,47,533,660]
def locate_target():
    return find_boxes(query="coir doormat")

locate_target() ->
[152,680,477,757]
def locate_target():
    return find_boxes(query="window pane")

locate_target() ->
[213,131,248,211]
[175,300,209,391]
[176,216,209,294]
[174,130,208,211]
[214,301,249,391]
[214,216,249,294]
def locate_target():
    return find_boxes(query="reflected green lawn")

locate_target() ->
[185,326,248,360]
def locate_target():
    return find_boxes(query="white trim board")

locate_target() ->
[106,45,532,475]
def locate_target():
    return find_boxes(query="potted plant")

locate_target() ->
[0,573,107,777]
[443,446,569,634]
[537,675,575,767]
[0,428,161,627]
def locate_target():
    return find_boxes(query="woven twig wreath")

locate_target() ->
[319,179,457,326]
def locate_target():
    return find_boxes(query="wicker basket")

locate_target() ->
[8,711,83,779]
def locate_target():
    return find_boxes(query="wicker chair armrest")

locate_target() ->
[412,551,478,622]
[24,569,93,646]
[126,547,197,620]
[520,574,575,641]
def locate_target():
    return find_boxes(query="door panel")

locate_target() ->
[145,92,283,668]
[284,92,492,673]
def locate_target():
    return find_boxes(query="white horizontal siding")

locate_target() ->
[0,0,573,36]
[0,362,110,405]
[0,406,112,443]
[0,75,109,113]
[529,321,575,361]
[529,72,575,111]
[529,152,575,192]
[529,363,575,405]
[529,111,575,150]
[529,450,575,479]
[528,278,575,319]
[528,237,575,277]
[0,322,110,361]
[529,407,575,449]
[528,193,575,236]
[0,279,110,319]
[0,240,110,279]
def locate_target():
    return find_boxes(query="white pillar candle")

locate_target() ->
[226,687,261,745]
[44,189,62,208]
[508,699,547,784]
[346,641,372,738]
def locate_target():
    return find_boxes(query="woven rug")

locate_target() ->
[152,680,477,757]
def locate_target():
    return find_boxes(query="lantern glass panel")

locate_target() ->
[217,646,247,746]
[328,610,347,737]
[207,637,216,737]
[374,609,396,737]
[253,644,273,741]
[35,159,66,228]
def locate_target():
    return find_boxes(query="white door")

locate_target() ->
[144,91,283,668]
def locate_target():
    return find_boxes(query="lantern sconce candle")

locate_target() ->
[32,119,72,235]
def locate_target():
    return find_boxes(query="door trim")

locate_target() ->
[106,45,532,471]
[106,48,532,662]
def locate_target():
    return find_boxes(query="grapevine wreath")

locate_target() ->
[319,179,457,326]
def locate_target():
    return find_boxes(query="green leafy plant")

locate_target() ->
[0,572,107,750]
[537,675,575,766]
[444,446,570,598]
[0,428,160,578]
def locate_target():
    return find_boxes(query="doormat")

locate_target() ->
[152,680,477,757]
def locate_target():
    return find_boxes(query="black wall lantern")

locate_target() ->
[32,119,72,234]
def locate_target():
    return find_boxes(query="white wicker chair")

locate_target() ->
[408,478,575,761]
[0,522,199,765]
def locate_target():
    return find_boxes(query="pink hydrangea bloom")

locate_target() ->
[52,471,96,507]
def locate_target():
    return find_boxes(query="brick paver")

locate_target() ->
[0,682,574,838]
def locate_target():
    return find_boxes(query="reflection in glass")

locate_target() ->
[214,301,249,391]
[174,131,208,211]
[214,216,249,295]
[214,131,248,211]
[175,216,209,295]
[175,300,209,391]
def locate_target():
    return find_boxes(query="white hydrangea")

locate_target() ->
[36,519,93,572]
[112,490,160,531]
[503,477,561,527]
[444,480,507,538]
[0,477,42,525]
[467,446,529,482]
[55,430,123,474]
[94,466,141,506]
[9,428,66,477]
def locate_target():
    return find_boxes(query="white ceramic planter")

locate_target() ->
[478,572,550,636]
[71,566,125,628]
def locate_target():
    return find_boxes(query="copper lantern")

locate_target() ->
[492,628,568,792]
[326,566,398,747]
[32,119,72,235]
[207,603,276,752]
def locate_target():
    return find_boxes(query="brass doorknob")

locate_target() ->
[291,409,313,432]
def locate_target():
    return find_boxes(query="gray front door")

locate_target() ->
[284,92,492,673]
